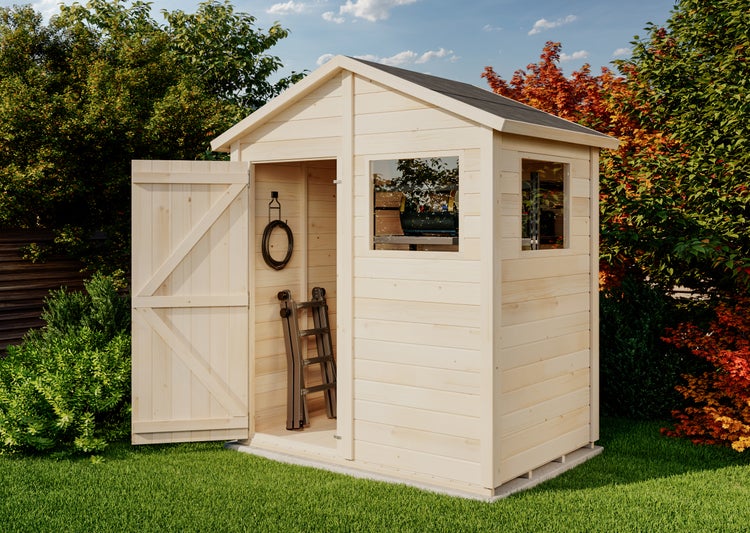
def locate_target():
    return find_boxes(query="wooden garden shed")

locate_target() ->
[131,55,618,499]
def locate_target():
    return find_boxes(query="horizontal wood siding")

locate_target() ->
[351,74,485,486]
[0,230,86,352]
[305,163,338,415]
[497,134,594,483]
[240,76,343,162]
[253,161,338,431]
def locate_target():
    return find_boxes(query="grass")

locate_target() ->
[1,418,749,532]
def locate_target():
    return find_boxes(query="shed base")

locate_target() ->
[492,444,604,500]
[226,440,603,501]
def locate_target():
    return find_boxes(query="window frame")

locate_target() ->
[520,157,571,253]
[369,154,461,254]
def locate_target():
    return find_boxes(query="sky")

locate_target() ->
[8,0,676,87]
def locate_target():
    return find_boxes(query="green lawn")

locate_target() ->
[1,418,749,532]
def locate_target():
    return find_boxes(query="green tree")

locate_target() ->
[0,0,302,274]
[614,0,750,293]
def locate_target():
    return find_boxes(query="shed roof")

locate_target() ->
[211,55,618,152]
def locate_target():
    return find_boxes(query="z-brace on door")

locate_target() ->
[131,160,250,444]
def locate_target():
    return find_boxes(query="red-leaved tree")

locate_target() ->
[662,299,750,451]
[483,41,675,290]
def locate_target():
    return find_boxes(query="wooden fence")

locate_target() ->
[0,230,86,352]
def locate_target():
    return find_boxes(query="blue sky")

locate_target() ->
[16,0,675,86]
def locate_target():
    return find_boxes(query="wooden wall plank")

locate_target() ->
[501,311,589,349]
[355,318,481,351]
[355,107,473,136]
[355,297,480,328]
[355,359,480,395]
[501,388,590,437]
[503,254,590,282]
[356,379,480,417]
[354,338,481,372]
[502,348,589,393]
[501,330,590,371]
[501,292,590,326]
[355,441,481,486]
[355,420,481,463]
[354,257,480,283]
[354,399,480,440]
[502,273,589,304]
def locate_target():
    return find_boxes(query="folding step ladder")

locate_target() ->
[278,287,337,430]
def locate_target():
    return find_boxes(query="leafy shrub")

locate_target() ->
[599,275,701,419]
[0,273,130,455]
[662,297,750,451]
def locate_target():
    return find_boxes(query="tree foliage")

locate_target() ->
[663,298,750,451]
[0,0,302,273]
[619,0,750,293]
[483,0,750,294]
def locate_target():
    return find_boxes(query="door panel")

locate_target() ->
[131,160,249,444]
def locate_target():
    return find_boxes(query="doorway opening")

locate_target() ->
[251,160,339,456]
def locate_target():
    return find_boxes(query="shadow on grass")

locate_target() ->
[529,417,750,493]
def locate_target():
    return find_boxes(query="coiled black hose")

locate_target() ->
[261,220,293,270]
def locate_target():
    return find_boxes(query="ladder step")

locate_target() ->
[303,355,334,366]
[299,327,329,337]
[298,300,326,309]
[302,383,336,395]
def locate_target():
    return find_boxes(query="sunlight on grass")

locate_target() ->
[1,419,748,532]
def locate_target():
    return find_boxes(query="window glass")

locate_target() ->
[522,159,566,250]
[372,157,459,251]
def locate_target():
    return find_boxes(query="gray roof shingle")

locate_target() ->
[351,57,609,139]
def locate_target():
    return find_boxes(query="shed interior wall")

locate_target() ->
[253,161,338,436]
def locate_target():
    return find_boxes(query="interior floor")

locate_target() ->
[252,411,338,459]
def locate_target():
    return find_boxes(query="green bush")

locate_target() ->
[599,275,704,420]
[0,273,131,455]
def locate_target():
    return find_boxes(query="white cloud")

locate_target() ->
[322,11,346,23]
[612,47,631,58]
[267,1,307,15]
[482,24,502,32]
[338,0,418,22]
[528,15,577,35]
[560,50,590,62]
[380,50,419,66]
[354,48,458,67]
[415,48,454,64]
[317,54,336,66]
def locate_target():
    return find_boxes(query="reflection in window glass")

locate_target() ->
[372,157,459,251]
[522,159,566,250]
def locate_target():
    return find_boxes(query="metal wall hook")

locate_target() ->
[263,191,293,270]
[268,191,283,223]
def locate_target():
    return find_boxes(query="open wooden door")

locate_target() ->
[131,160,250,444]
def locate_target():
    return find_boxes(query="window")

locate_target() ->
[522,159,566,250]
[372,157,459,251]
